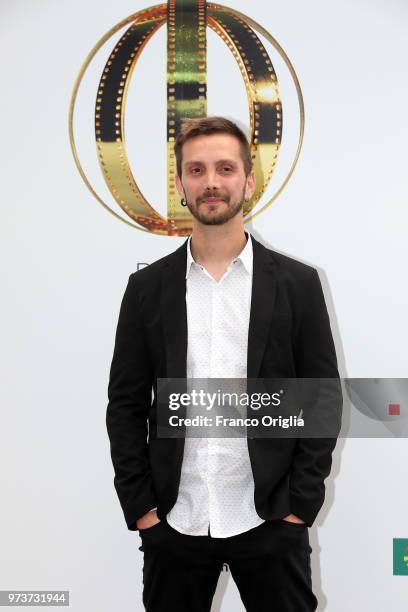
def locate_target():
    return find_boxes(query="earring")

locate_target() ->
[180,198,187,207]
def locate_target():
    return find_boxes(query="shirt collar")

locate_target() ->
[185,231,253,279]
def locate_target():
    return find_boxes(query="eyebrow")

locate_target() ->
[184,159,238,167]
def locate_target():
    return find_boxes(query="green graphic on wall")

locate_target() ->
[393,538,408,576]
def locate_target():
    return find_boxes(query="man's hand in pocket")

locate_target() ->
[136,509,161,530]
[282,513,305,524]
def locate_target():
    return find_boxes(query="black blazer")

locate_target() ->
[106,235,342,531]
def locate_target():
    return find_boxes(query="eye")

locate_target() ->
[221,166,233,173]
[190,167,202,174]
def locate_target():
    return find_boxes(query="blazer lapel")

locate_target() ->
[247,237,277,378]
[160,239,189,379]
[159,241,189,460]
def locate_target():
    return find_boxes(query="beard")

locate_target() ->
[185,186,246,226]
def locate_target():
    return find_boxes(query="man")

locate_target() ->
[106,116,342,611]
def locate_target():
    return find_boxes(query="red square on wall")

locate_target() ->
[389,404,400,416]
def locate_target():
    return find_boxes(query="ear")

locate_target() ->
[175,175,185,199]
[244,169,256,201]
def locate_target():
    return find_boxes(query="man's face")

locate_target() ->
[175,133,255,226]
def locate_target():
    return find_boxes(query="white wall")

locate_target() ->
[1,0,407,610]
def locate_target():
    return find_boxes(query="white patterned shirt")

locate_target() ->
[165,232,265,537]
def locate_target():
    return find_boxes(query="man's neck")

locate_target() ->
[190,218,247,270]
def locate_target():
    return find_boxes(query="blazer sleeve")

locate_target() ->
[290,268,343,526]
[106,273,158,530]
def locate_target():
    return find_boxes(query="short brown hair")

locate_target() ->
[174,116,253,177]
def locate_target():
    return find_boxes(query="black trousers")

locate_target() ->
[138,517,318,611]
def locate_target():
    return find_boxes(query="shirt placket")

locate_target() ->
[207,272,232,536]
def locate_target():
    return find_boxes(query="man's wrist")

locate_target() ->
[283,513,305,524]
[136,508,158,529]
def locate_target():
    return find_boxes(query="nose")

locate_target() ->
[205,168,221,191]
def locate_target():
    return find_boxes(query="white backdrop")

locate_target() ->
[1,0,407,610]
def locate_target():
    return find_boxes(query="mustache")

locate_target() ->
[197,191,229,203]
